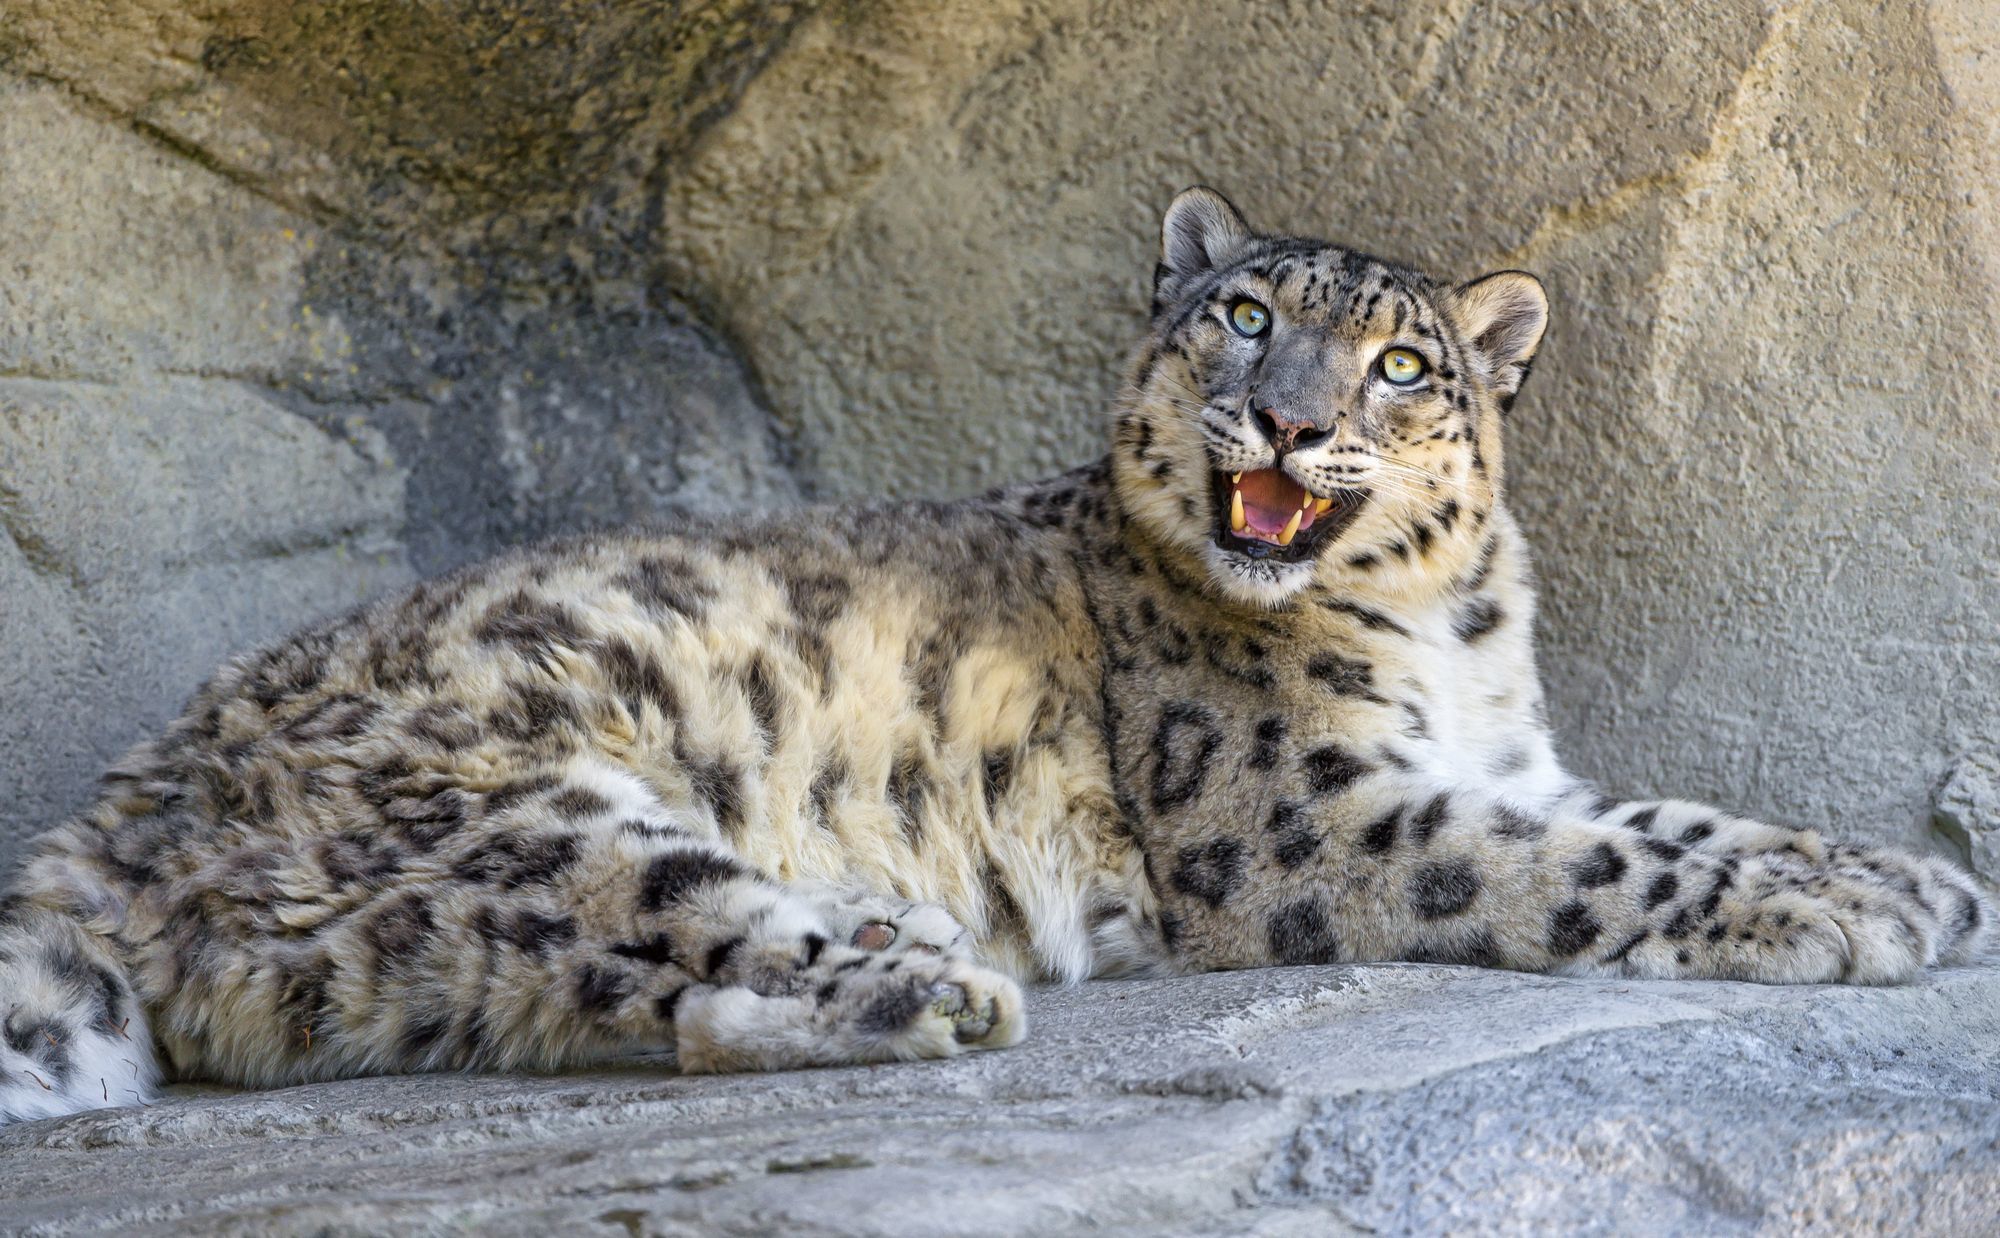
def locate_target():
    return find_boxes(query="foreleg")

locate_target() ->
[1182,776,1990,984]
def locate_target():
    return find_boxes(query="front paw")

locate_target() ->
[672,951,1026,1074]
[1823,843,1992,966]
[1680,850,1956,984]
[842,955,1026,1058]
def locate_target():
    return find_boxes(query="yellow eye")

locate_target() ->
[1380,347,1426,384]
[1230,300,1270,337]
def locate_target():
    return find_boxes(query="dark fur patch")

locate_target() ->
[1602,930,1649,964]
[1644,871,1680,910]
[655,987,689,1023]
[618,555,714,619]
[1547,901,1603,956]
[276,956,336,1039]
[742,655,781,744]
[504,910,578,956]
[638,849,747,911]
[981,750,1015,816]
[1409,793,1452,845]
[1952,889,1984,938]
[1661,906,1697,940]
[368,895,434,966]
[399,1010,452,1061]
[685,756,748,840]
[1266,801,1319,869]
[549,786,613,820]
[983,857,1028,938]
[1584,793,1623,820]
[1302,746,1371,797]
[1452,598,1504,643]
[462,832,583,890]
[1409,860,1482,920]
[1492,805,1547,840]
[609,934,678,965]
[1150,702,1223,811]
[1359,810,1400,856]
[487,684,579,742]
[1567,842,1628,889]
[1171,837,1248,909]
[887,750,931,847]
[319,830,406,889]
[1267,899,1341,965]
[703,935,746,979]
[856,981,929,1035]
[486,774,560,814]
[1319,599,1410,637]
[809,758,848,831]
[406,704,480,752]
[1622,806,1661,833]
[1248,717,1286,771]
[601,639,682,724]
[1305,653,1376,698]
[475,591,586,669]
[575,964,632,1015]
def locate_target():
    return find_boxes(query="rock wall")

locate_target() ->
[0,1,801,862]
[5,0,2000,872]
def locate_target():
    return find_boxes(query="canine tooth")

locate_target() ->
[1230,488,1246,532]
[1278,507,1303,546]
[1231,472,1241,483]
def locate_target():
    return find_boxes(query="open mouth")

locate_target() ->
[1211,467,1368,562]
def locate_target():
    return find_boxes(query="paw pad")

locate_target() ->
[852,922,896,951]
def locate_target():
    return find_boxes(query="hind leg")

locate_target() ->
[141,757,1022,1086]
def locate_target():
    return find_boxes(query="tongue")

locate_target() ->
[1238,468,1314,536]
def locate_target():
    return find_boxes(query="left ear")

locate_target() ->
[1451,271,1549,405]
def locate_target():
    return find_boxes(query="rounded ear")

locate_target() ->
[1452,271,1549,403]
[1159,186,1252,284]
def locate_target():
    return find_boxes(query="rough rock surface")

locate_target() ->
[2,963,1996,1235]
[1936,752,2000,883]
[0,4,801,863]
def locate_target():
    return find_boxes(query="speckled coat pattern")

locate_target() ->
[1,189,1988,1125]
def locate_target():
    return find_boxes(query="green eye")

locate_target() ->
[1230,300,1270,337]
[1380,347,1426,384]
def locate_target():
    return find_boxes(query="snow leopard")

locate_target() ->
[2,187,1988,1126]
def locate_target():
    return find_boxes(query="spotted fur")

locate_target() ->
[1,188,1988,1126]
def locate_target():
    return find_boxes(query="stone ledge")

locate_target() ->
[3,963,1996,1235]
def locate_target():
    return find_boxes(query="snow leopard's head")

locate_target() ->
[1111,187,1547,608]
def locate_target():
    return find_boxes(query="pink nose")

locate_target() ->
[1258,407,1316,452]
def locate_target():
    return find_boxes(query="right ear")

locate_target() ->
[1156,186,1252,307]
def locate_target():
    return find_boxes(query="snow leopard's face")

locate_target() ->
[1112,187,1548,608]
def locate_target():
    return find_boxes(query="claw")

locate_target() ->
[953,997,998,1044]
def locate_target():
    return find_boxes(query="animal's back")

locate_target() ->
[7,472,1122,1107]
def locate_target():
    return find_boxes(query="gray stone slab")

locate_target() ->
[3,963,1995,1235]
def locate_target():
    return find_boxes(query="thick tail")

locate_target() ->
[0,903,161,1126]
[1928,857,1998,966]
